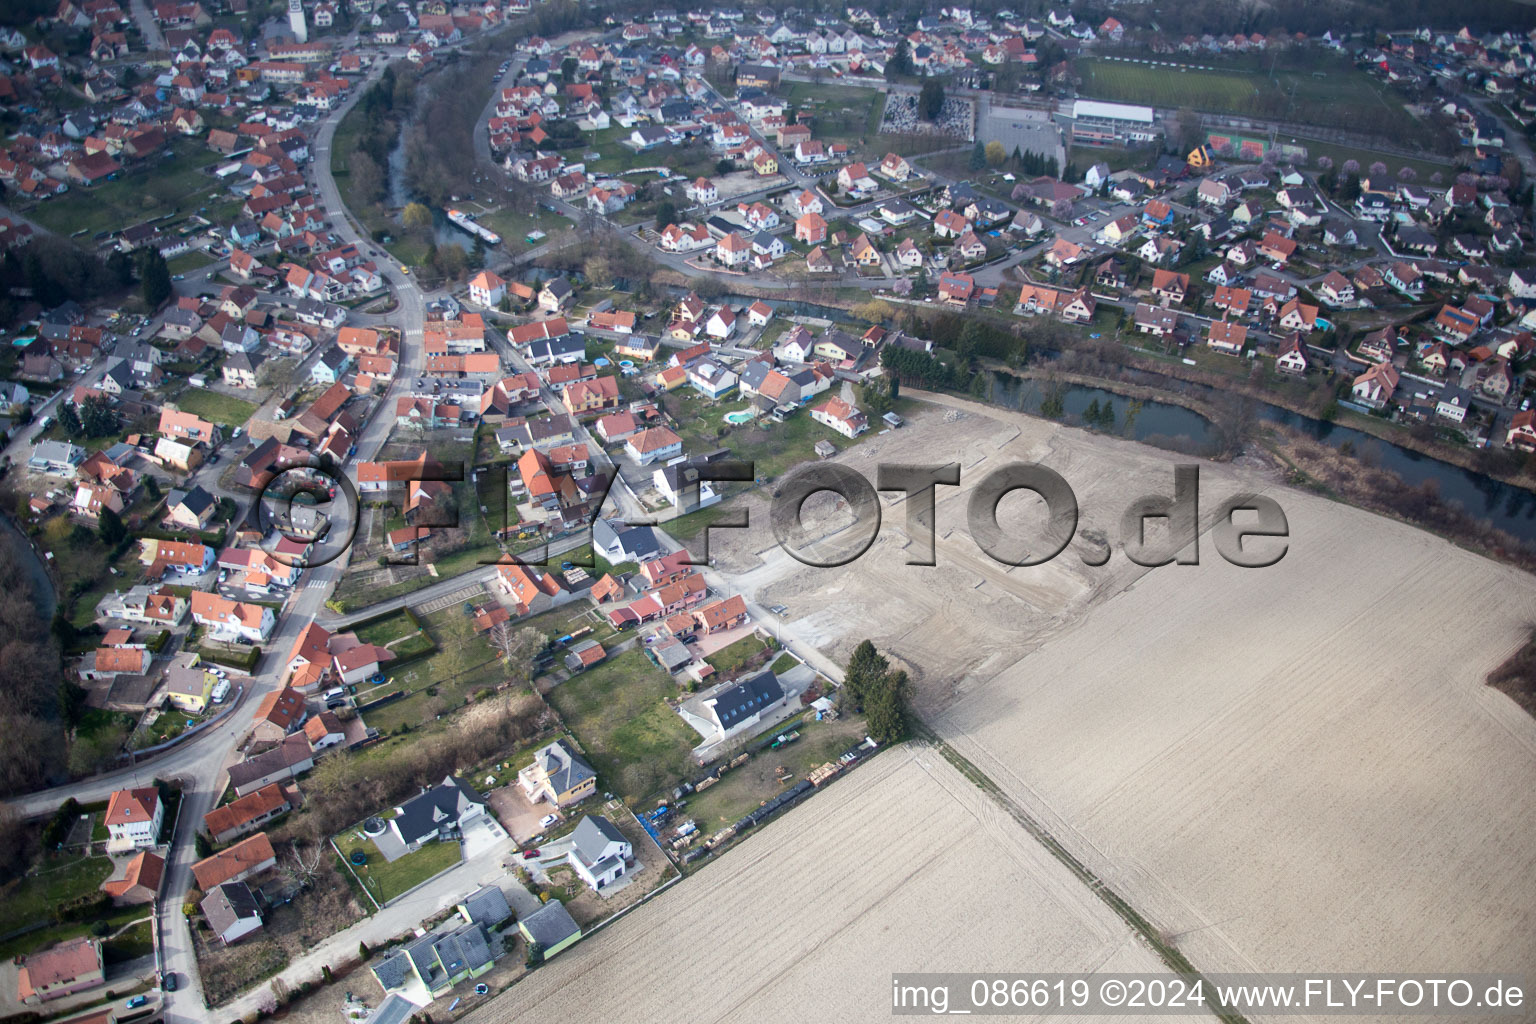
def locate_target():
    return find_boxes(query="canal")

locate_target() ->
[990,372,1536,543]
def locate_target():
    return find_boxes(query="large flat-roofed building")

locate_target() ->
[1071,100,1159,146]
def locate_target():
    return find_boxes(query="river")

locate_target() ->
[990,372,1536,543]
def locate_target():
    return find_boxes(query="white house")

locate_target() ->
[468,270,506,308]
[705,306,737,339]
[565,815,632,891]
[699,670,787,744]
[105,788,163,850]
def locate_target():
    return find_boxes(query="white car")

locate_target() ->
[539,813,559,829]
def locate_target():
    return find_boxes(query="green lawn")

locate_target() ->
[167,249,217,275]
[0,854,113,938]
[705,634,773,677]
[333,832,462,905]
[548,648,699,805]
[769,652,798,675]
[22,138,229,239]
[354,610,434,656]
[785,82,885,146]
[664,501,741,542]
[1267,134,1453,183]
[171,387,259,429]
[103,920,154,964]
[510,598,621,649]
[725,405,864,482]
[1074,56,1427,141]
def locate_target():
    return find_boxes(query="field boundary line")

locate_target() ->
[911,726,1253,1024]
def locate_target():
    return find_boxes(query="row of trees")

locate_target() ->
[341,63,417,212]
[0,534,68,796]
[842,640,910,746]
[0,238,136,327]
[402,53,503,209]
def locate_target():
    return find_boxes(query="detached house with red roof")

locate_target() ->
[810,396,868,438]
[190,591,274,644]
[1352,362,1400,410]
[16,938,104,1005]
[105,787,163,849]
[251,686,307,744]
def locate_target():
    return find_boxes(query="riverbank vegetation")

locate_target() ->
[0,529,70,794]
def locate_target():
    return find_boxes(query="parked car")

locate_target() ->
[520,848,540,859]
[161,973,177,992]
[125,996,147,1009]
[539,813,559,829]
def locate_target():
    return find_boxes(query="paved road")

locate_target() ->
[127,0,165,51]
[218,824,527,1022]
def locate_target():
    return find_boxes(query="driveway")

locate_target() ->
[486,784,554,844]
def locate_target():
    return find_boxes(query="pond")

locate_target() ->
[990,372,1536,544]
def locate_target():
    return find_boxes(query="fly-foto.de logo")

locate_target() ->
[247,458,1288,571]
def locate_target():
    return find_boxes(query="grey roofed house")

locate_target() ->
[220,321,258,350]
[200,881,262,941]
[430,924,494,978]
[737,358,774,393]
[570,814,627,864]
[43,300,85,325]
[968,197,1013,223]
[542,277,573,302]
[163,307,202,331]
[227,733,315,795]
[225,349,264,374]
[502,413,576,449]
[104,441,139,464]
[524,335,586,363]
[369,947,415,991]
[707,670,784,732]
[944,182,980,208]
[29,439,86,474]
[592,519,662,563]
[530,738,595,795]
[366,993,417,1024]
[457,884,512,928]
[650,636,693,672]
[655,452,727,498]
[631,124,671,146]
[102,361,135,392]
[390,775,486,847]
[658,100,694,122]
[1395,225,1437,252]
[167,484,215,519]
[518,899,581,950]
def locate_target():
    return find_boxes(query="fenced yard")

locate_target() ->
[332,831,462,906]
[547,649,699,805]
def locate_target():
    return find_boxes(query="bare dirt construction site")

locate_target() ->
[460,745,1196,1024]
[715,394,1536,993]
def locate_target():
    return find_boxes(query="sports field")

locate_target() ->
[1075,57,1424,139]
